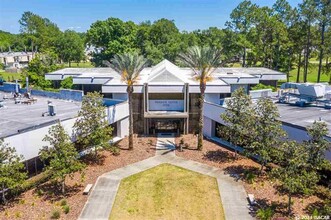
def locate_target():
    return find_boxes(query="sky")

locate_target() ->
[0,0,302,34]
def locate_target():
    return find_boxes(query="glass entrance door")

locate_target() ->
[149,119,183,134]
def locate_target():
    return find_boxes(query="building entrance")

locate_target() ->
[149,119,183,134]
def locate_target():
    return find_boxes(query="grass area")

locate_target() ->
[288,63,329,83]
[109,163,225,220]
[0,71,22,81]
[60,61,94,68]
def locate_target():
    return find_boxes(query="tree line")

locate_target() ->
[1,0,330,83]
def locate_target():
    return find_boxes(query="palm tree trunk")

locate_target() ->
[128,86,134,150]
[198,82,206,150]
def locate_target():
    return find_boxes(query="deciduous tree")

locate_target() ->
[220,87,254,158]
[0,140,27,203]
[73,92,113,159]
[40,123,85,194]
[273,141,319,215]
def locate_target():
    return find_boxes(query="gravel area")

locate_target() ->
[0,136,156,220]
[175,134,327,218]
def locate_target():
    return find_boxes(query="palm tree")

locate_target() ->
[107,53,149,150]
[178,46,222,150]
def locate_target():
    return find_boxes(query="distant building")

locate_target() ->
[0,52,35,70]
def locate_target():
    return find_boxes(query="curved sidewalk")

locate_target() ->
[78,135,253,220]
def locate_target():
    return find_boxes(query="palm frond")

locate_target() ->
[177,46,222,81]
[104,53,149,85]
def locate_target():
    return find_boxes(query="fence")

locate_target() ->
[0,82,83,101]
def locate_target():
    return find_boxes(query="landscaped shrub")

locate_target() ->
[14,211,22,218]
[60,199,67,206]
[60,76,74,89]
[251,83,276,92]
[50,210,60,219]
[62,205,70,214]
[110,146,120,156]
[256,207,274,220]
[244,170,256,184]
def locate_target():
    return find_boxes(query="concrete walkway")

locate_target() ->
[78,135,254,220]
[155,133,176,157]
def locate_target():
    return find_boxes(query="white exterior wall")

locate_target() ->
[203,116,214,137]
[4,101,130,162]
[112,93,128,101]
[3,118,76,161]
[117,117,129,138]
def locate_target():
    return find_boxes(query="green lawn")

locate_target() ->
[0,71,22,81]
[60,61,94,68]
[288,63,329,83]
[109,164,225,220]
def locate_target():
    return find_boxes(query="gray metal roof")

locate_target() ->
[0,92,81,138]
[277,103,331,137]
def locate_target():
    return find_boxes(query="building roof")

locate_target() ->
[277,103,331,137]
[0,92,81,138]
[0,52,34,58]
[46,59,286,86]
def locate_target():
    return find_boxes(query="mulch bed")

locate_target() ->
[0,136,156,220]
[175,134,328,219]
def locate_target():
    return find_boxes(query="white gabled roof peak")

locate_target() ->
[147,59,187,83]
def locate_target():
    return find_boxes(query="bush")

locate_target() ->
[244,170,256,184]
[62,205,70,214]
[50,210,60,219]
[256,207,274,220]
[251,83,276,92]
[110,146,120,156]
[60,199,67,206]
[147,139,153,146]
[60,76,73,89]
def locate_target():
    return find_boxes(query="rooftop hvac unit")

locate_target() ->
[297,83,326,98]
[42,101,56,116]
[48,103,56,116]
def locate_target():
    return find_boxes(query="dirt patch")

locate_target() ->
[0,136,156,220]
[175,134,327,218]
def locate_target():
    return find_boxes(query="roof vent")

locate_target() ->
[227,72,233,75]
